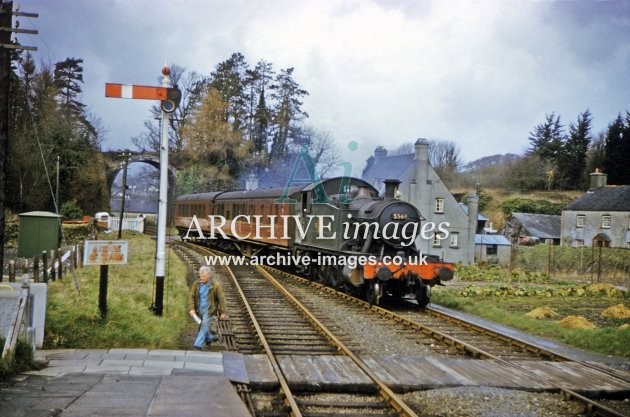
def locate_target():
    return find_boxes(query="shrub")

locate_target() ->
[60,199,83,220]
[500,197,565,216]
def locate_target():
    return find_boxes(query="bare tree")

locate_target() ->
[131,64,208,153]
[428,139,462,178]
[390,142,414,156]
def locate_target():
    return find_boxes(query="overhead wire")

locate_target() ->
[21,61,81,294]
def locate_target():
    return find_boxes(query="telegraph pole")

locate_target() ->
[117,151,130,239]
[0,1,37,278]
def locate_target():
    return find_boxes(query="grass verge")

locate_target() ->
[44,232,190,349]
[431,287,630,358]
[0,339,44,380]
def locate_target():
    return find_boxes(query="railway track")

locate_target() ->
[175,242,417,416]
[173,241,629,417]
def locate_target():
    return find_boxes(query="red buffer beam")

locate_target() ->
[105,83,167,100]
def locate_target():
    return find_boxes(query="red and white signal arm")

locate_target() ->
[105,83,181,112]
[105,83,168,100]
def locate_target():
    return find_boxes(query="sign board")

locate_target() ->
[83,240,128,266]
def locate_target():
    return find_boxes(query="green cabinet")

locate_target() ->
[17,211,62,257]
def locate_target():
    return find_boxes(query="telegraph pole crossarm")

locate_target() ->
[0,1,37,278]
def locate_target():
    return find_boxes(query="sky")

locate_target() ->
[15,0,630,176]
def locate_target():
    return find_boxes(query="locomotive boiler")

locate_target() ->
[174,176,454,306]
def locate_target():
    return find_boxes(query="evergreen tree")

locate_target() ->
[7,56,108,214]
[556,110,591,189]
[209,52,248,131]
[269,67,309,160]
[602,112,630,185]
[527,112,563,162]
[53,58,86,120]
[249,60,274,154]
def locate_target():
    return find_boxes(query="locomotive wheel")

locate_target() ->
[416,283,431,308]
[308,263,319,282]
[327,265,342,289]
[366,281,381,305]
[316,265,329,284]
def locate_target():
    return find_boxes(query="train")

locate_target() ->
[174,176,454,307]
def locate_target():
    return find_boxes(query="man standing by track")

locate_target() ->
[187,266,228,350]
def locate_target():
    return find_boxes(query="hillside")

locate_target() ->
[453,188,583,231]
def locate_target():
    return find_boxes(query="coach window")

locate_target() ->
[302,192,311,213]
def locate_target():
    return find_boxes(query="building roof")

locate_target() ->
[475,234,511,245]
[362,153,414,186]
[509,212,561,239]
[565,185,630,211]
[460,203,488,221]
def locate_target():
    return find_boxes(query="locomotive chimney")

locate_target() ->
[356,185,372,199]
[383,179,401,199]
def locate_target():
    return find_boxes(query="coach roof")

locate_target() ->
[176,192,224,201]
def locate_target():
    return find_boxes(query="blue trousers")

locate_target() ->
[193,311,216,348]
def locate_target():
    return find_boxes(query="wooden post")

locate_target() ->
[99,265,108,320]
[42,250,48,283]
[70,246,75,271]
[57,248,62,281]
[590,243,595,283]
[597,244,603,283]
[50,250,56,281]
[33,257,39,283]
[8,259,14,282]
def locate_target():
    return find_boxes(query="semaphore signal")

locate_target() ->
[105,67,180,316]
[105,82,181,113]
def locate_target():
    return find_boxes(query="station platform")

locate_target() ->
[0,349,252,417]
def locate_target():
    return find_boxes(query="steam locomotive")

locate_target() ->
[174,176,454,306]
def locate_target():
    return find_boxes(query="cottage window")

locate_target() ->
[434,198,444,213]
[575,239,584,247]
[576,214,586,228]
[486,244,498,256]
[449,232,459,248]
[601,215,611,229]
[432,234,442,247]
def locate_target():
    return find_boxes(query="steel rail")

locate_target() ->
[222,262,303,417]
[266,267,629,417]
[256,266,420,417]
[184,243,627,417]
[424,305,630,385]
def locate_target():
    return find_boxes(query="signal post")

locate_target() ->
[105,68,181,316]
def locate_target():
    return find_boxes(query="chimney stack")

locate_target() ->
[245,173,259,190]
[374,146,387,161]
[589,168,607,191]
